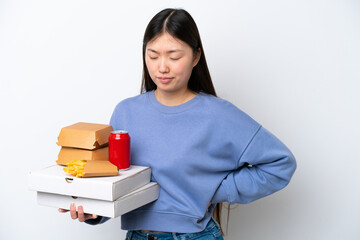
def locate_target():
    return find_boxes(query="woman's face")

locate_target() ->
[145,32,200,95]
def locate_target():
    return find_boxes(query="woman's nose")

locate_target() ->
[159,59,169,73]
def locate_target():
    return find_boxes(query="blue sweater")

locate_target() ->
[88,91,296,232]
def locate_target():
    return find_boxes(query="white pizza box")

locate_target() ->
[37,182,160,218]
[29,165,151,201]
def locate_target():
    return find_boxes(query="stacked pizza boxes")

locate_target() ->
[28,122,159,218]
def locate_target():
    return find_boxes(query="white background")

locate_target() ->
[0,0,359,239]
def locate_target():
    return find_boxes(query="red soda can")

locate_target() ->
[108,130,131,170]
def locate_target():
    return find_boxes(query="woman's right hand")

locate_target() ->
[58,203,98,222]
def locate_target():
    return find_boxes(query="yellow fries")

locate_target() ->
[63,160,87,177]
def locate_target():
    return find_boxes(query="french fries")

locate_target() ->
[63,160,87,177]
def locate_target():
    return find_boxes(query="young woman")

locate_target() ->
[59,8,296,240]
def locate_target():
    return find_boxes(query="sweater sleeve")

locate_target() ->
[212,126,296,204]
[84,216,110,225]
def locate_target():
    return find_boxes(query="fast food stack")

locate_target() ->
[28,122,159,218]
[56,122,117,177]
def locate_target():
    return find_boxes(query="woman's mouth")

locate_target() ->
[157,77,173,84]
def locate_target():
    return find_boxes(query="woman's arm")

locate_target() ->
[212,126,297,204]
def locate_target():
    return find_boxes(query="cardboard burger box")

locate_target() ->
[28,165,152,201]
[37,182,160,218]
[56,147,109,166]
[55,122,114,176]
[56,122,113,150]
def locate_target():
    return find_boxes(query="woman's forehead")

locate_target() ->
[146,32,189,51]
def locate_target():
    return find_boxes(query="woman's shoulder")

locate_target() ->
[199,92,248,114]
[199,92,260,128]
[199,92,239,107]
[113,92,150,110]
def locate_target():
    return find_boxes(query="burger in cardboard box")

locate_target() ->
[56,147,109,166]
[56,122,116,177]
[56,122,113,150]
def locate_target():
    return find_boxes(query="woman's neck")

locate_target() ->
[154,89,197,106]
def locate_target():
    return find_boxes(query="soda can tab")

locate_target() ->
[108,130,131,170]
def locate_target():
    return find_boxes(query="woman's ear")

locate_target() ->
[192,48,201,67]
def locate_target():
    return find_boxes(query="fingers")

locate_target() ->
[85,213,98,221]
[58,208,69,213]
[70,203,78,220]
[206,202,211,212]
[67,203,97,222]
[77,205,85,222]
[79,206,98,222]
[79,205,94,222]
[60,203,97,222]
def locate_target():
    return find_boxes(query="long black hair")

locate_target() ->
[141,8,217,97]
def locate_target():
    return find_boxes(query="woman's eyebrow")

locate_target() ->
[147,48,183,54]
[147,49,158,53]
[167,49,183,53]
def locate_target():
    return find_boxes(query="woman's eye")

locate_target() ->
[149,56,158,60]
[170,57,180,61]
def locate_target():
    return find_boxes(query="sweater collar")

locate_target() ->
[147,90,203,114]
